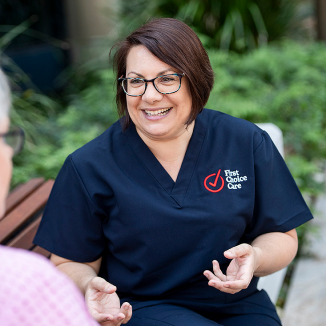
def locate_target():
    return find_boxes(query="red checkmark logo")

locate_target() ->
[204,169,225,193]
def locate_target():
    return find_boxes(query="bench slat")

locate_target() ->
[5,178,44,215]
[6,215,43,250]
[0,180,54,244]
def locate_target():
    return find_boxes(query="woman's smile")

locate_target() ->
[144,107,171,116]
[143,107,172,118]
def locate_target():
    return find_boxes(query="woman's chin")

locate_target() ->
[145,128,171,139]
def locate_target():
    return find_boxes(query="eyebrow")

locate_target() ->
[127,69,176,78]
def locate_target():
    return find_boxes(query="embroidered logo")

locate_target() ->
[204,169,225,193]
[224,170,247,190]
[204,169,248,192]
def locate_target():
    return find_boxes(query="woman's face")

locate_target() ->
[125,45,193,142]
[0,116,13,219]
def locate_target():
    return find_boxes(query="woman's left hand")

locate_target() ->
[203,243,261,294]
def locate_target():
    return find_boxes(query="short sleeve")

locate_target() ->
[34,155,107,262]
[242,131,313,243]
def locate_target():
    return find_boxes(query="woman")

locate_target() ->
[34,18,313,326]
[0,69,99,326]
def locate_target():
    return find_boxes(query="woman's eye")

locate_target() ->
[130,79,144,85]
[160,76,177,83]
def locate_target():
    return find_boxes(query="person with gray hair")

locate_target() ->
[0,69,10,121]
[0,68,16,217]
[0,68,100,326]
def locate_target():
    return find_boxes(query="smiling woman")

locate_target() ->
[112,18,214,131]
[123,45,193,147]
[34,18,313,326]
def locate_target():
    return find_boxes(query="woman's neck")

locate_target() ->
[136,122,195,181]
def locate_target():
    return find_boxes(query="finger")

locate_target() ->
[121,302,132,324]
[223,279,250,290]
[224,243,252,259]
[91,312,115,323]
[112,312,126,324]
[212,260,227,281]
[203,270,220,282]
[206,276,241,294]
[90,277,116,294]
[99,312,126,325]
[204,271,227,290]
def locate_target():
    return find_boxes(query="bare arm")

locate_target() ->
[50,254,132,325]
[251,229,298,277]
[50,254,101,295]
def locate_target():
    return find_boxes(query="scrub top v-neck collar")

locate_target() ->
[125,111,209,207]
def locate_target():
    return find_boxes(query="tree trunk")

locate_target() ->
[316,0,326,41]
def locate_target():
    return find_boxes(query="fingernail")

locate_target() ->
[224,284,230,288]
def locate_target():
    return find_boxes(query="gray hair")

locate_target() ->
[0,68,11,121]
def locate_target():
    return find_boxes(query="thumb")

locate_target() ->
[89,277,116,294]
[224,243,252,259]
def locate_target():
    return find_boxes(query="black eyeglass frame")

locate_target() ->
[118,73,185,97]
[0,126,25,155]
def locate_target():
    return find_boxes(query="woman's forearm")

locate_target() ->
[251,229,298,277]
[50,254,101,295]
[56,261,97,294]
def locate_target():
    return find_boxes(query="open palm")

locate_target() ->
[204,244,258,294]
[225,252,253,282]
[85,277,132,325]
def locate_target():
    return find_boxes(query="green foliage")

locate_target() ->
[0,22,118,186]
[118,0,303,52]
[11,68,118,186]
[9,40,326,211]
[206,40,326,203]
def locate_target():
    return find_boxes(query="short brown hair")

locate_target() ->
[111,18,214,130]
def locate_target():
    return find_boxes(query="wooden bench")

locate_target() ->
[0,178,54,257]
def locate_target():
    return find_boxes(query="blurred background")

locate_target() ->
[1,0,326,324]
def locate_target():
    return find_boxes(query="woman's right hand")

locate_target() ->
[85,277,132,325]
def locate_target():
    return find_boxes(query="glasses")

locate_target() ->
[0,126,25,155]
[118,73,185,97]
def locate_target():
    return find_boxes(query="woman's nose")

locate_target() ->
[141,81,163,103]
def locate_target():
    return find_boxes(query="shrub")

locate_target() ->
[11,40,326,210]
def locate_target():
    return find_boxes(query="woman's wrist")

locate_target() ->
[252,245,263,276]
[82,275,98,295]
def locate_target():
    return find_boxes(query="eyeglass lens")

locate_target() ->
[123,74,181,96]
[5,127,24,155]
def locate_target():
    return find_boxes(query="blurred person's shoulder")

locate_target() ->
[0,245,98,325]
[0,245,51,272]
[0,245,74,288]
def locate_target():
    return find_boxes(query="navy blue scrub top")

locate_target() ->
[34,108,313,315]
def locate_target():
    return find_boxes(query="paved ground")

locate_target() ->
[282,193,326,326]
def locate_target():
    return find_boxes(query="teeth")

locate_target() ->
[145,108,171,116]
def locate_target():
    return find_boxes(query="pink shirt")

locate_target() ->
[0,246,99,326]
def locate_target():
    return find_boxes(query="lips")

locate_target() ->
[144,108,172,116]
